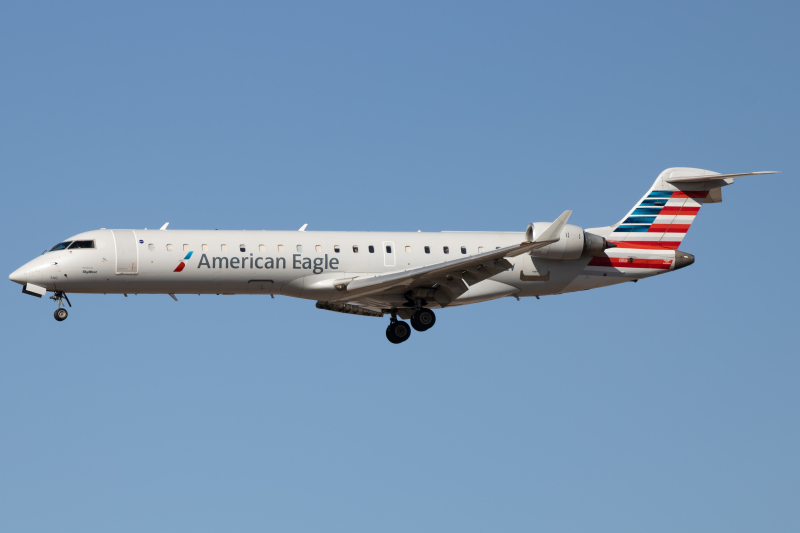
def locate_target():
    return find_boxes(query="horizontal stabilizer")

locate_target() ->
[666,171,779,183]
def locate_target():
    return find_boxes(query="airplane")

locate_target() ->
[9,167,778,343]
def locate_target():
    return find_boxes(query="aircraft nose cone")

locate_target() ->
[9,267,27,285]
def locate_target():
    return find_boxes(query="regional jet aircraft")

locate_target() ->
[9,168,777,343]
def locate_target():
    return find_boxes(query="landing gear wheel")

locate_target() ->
[386,320,411,344]
[411,308,436,331]
[54,308,68,321]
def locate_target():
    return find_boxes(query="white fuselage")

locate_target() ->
[11,227,678,309]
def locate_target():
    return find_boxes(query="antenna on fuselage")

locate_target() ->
[298,224,308,231]
[160,222,169,230]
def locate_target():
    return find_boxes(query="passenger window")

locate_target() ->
[148,243,155,251]
[221,244,228,252]
[315,245,322,253]
[296,244,303,252]
[334,245,340,253]
[50,241,73,251]
[69,240,95,249]
[478,246,485,253]
[386,245,392,253]
[240,244,246,252]
[443,246,449,254]
[405,246,412,253]
[369,245,375,253]
[461,246,467,254]
[278,244,284,252]
[259,244,265,252]
[184,244,190,252]
[424,246,430,254]
[167,244,173,251]
[353,245,359,253]
[202,244,208,252]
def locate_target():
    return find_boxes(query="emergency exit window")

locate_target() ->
[385,245,392,253]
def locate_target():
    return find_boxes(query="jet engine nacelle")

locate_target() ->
[528,223,613,260]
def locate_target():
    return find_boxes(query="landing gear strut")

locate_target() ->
[386,312,411,344]
[51,291,71,322]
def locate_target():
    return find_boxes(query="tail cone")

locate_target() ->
[673,251,695,270]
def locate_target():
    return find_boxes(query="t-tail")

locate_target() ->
[588,167,779,250]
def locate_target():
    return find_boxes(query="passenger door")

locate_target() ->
[112,230,139,275]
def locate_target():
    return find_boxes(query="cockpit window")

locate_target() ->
[69,240,95,249]
[50,241,73,251]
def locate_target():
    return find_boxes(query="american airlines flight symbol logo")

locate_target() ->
[174,251,193,272]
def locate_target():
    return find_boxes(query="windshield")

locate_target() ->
[50,241,73,251]
[68,240,95,249]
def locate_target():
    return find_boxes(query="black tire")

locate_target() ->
[387,320,411,343]
[54,308,68,321]
[386,325,400,344]
[411,308,436,331]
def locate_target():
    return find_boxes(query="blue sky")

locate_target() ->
[1,2,798,531]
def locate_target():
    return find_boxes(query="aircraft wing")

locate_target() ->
[331,210,572,306]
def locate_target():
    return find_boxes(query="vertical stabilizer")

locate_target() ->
[597,167,729,249]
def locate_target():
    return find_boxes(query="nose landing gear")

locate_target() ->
[50,291,71,321]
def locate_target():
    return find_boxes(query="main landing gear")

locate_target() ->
[386,317,411,344]
[411,308,436,332]
[385,305,437,344]
[51,291,71,322]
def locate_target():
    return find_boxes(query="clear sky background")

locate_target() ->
[1,2,798,531]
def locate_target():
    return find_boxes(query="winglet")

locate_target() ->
[298,224,308,231]
[160,222,169,230]
[534,210,572,243]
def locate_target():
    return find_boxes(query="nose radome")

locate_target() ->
[9,267,27,285]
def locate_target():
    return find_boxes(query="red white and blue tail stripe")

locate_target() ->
[611,188,708,249]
